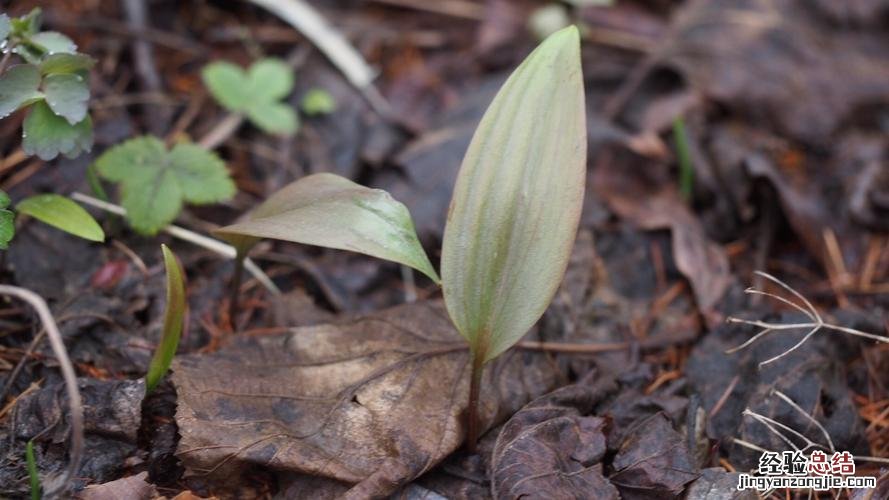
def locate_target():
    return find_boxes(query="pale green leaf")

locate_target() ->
[145,244,186,393]
[39,53,94,75]
[0,14,11,41]
[300,88,336,116]
[201,61,249,111]
[29,31,76,54]
[440,26,587,363]
[95,136,234,235]
[0,65,43,119]
[22,101,93,160]
[202,58,296,134]
[215,172,439,283]
[247,58,293,101]
[246,101,298,136]
[43,73,89,124]
[10,9,41,38]
[16,194,104,242]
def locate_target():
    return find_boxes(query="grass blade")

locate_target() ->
[145,244,186,393]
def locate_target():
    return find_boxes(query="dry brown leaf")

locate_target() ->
[593,156,731,319]
[172,301,559,497]
[77,472,157,500]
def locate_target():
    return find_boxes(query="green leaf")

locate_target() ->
[201,61,249,111]
[0,65,43,119]
[95,136,235,235]
[40,53,94,75]
[215,172,439,283]
[202,58,296,136]
[10,9,41,38]
[0,190,14,249]
[0,209,14,249]
[43,73,89,124]
[145,244,186,394]
[300,88,336,116]
[0,14,11,41]
[16,194,104,242]
[247,58,293,101]
[28,31,76,54]
[440,26,587,364]
[247,101,298,135]
[22,101,93,160]
[26,440,40,500]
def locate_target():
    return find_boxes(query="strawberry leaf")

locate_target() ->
[95,136,235,235]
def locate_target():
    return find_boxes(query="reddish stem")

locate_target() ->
[465,351,485,454]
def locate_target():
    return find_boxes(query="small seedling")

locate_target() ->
[672,117,694,202]
[300,88,336,116]
[0,189,104,248]
[26,439,40,500]
[144,244,186,394]
[94,136,235,235]
[0,9,95,160]
[202,58,298,136]
[216,27,586,451]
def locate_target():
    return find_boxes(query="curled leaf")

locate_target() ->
[145,245,186,393]
[16,194,104,242]
[216,173,439,283]
[441,26,587,363]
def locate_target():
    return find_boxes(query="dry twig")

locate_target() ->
[726,271,889,367]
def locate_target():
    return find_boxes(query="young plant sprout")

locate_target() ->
[202,58,298,136]
[215,26,586,451]
[144,244,186,394]
[93,136,235,235]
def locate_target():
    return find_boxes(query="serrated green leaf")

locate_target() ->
[215,172,439,283]
[0,65,43,119]
[167,142,237,203]
[145,244,186,394]
[0,208,14,249]
[0,14,11,41]
[40,53,94,75]
[247,101,298,135]
[22,101,93,160]
[16,194,104,242]
[440,26,587,364]
[201,61,248,111]
[247,59,293,101]
[95,136,235,235]
[300,88,336,116]
[43,73,89,124]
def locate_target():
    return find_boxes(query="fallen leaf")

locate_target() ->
[684,467,756,500]
[77,472,157,500]
[664,0,889,143]
[172,301,559,497]
[593,152,731,319]
[609,412,699,499]
[491,375,620,500]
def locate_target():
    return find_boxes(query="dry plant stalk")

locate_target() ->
[0,285,83,498]
[726,271,889,367]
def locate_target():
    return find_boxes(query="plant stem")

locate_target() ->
[466,351,485,454]
[228,251,246,330]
